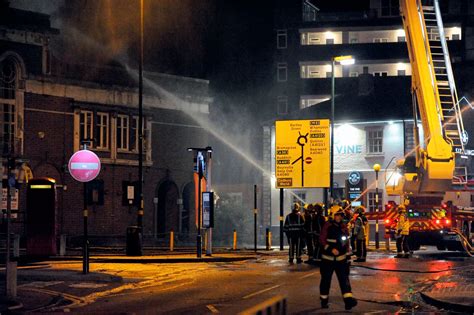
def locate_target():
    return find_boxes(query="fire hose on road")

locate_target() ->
[451,228,474,257]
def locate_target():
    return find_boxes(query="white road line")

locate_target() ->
[206,304,219,313]
[243,285,281,300]
[299,271,318,279]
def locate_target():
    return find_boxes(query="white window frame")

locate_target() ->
[117,114,129,151]
[277,96,288,115]
[292,192,307,207]
[366,128,384,154]
[277,30,287,49]
[373,71,388,77]
[96,112,109,150]
[277,63,288,82]
[80,110,94,143]
[368,190,383,212]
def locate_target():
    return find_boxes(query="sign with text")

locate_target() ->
[2,188,19,219]
[275,119,330,188]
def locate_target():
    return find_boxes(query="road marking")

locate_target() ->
[243,285,281,299]
[299,271,318,279]
[206,304,219,313]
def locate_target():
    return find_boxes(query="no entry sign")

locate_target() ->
[68,150,101,182]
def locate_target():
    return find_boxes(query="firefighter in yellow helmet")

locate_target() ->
[319,208,357,310]
[353,206,368,262]
[395,205,410,258]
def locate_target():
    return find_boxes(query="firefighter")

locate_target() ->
[312,203,326,262]
[353,206,368,262]
[303,203,315,263]
[319,208,358,310]
[284,203,305,264]
[395,205,410,258]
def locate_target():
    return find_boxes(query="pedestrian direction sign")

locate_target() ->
[275,119,330,188]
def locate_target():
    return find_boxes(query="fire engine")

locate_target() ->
[381,0,474,253]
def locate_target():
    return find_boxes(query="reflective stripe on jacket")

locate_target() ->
[396,213,409,235]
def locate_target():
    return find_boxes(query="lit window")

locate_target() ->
[277,96,288,115]
[368,191,383,212]
[277,30,287,49]
[117,115,129,151]
[96,113,109,150]
[277,63,288,82]
[80,111,93,143]
[367,128,383,154]
[326,38,335,45]
[0,57,19,154]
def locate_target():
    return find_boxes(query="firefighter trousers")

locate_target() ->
[396,235,410,254]
[306,234,314,258]
[320,258,352,298]
[313,235,322,261]
[287,235,302,259]
[356,239,367,259]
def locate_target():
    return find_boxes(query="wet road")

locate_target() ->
[65,247,473,314]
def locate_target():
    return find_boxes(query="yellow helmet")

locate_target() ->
[293,203,301,211]
[329,205,342,218]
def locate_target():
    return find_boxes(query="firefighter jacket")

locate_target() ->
[319,221,350,261]
[396,213,410,235]
[312,214,326,237]
[353,214,367,240]
[303,212,313,234]
[283,211,305,237]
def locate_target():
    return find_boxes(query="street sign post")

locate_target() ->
[275,119,330,188]
[68,147,101,274]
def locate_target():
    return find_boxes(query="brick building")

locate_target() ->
[1,3,211,244]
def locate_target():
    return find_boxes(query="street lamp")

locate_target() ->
[187,146,213,258]
[373,163,381,249]
[329,55,355,203]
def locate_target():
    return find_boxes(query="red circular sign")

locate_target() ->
[305,157,312,164]
[68,150,101,182]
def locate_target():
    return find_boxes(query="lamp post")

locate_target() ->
[373,163,381,249]
[330,55,355,203]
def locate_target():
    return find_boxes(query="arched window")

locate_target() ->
[0,56,20,155]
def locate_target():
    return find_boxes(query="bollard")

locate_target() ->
[13,234,20,258]
[60,234,67,256]
[6,261,17,298]
[170,229,174,252]
[269,231,272,249]
[233,229,237,250]
[266,228,271,251]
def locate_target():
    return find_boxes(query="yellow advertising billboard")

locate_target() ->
[275,119,330,188]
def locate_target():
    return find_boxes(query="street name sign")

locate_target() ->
[68,150,101,182]
[275,119,330,188]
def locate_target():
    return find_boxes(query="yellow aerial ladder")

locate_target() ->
[386,0,466,198]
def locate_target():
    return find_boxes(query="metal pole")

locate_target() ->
[5,157,16,298]
[206,151,212,256]
[375,170,380,249]
[83,181,89,274]
[82,143,89,274]
[197,166,202,258]
[137,0,144,232]
[254,184,257,252]
[279,188,284,250]
[330,59,335,203]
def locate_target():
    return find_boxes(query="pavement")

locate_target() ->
[0,247,472,313]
